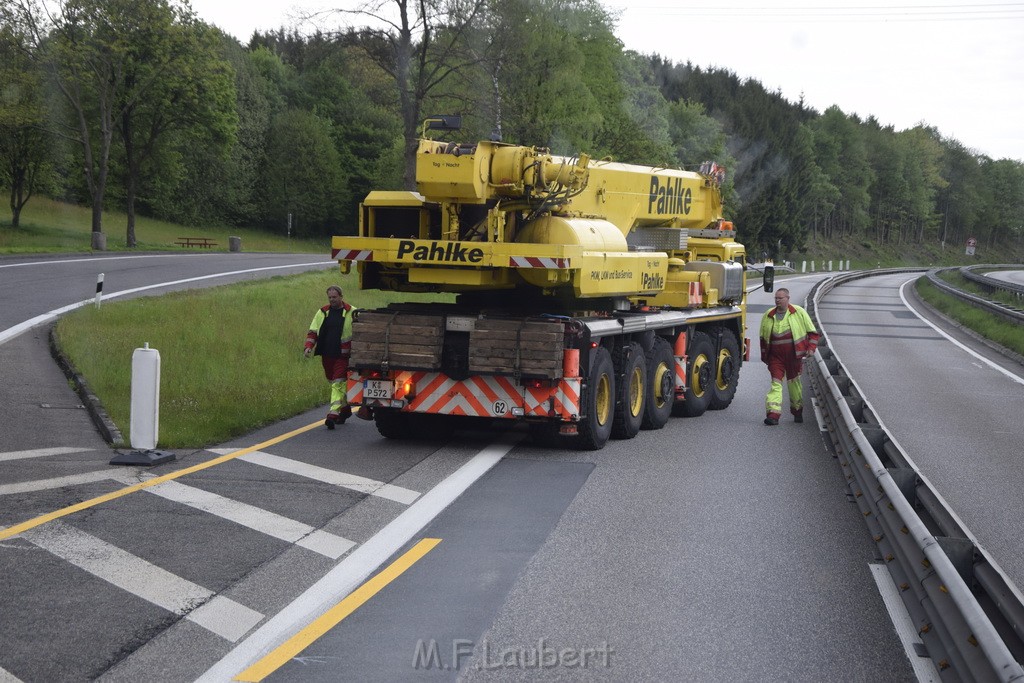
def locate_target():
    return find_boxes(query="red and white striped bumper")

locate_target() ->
[348,372,581,421]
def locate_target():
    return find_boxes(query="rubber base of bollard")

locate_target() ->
[109,450,176,466]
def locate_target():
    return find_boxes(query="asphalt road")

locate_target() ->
[816,272,1024,590]
[7,259,1019,681]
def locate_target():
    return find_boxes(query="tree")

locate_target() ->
[112,9,236,246]
[0,22,51,227]
[325,0,487,188]
[3,0,214,243]
[807,106,872,239]
[257,109,349,237]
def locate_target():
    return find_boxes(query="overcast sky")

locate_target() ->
[189,0,1024,162]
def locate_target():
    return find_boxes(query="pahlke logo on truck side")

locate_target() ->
[648,176,692,215]
[397,240,484,263]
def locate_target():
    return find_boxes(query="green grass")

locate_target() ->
[915,277,1024,357]
[53,268,454,448]
[0,196,327,254]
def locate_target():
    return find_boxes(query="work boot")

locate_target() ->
[763,417,779,426]
[356,405,374,421]
[325,413,339,430]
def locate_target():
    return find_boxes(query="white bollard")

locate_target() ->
[811,261,815,272]
[828,260,833,271]
[130,343,161,451]
[801,261,806,273]
[846,259,851,270]
[94,273,104,308]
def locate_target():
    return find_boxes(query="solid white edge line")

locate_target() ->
[899,279,1024,386]
[869,563,940,682]
[196,433,523,683]
[0,260,334,347]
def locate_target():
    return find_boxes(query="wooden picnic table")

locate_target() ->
[175,237,217,248]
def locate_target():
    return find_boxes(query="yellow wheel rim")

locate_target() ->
[628,365,644,417]
[653,363,671,408]
[716,348,733,391]
[595,374,611,426]
[690,354,709,398]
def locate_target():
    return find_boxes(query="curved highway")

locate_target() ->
[7,259,1016,681]
[815,272,1024,591]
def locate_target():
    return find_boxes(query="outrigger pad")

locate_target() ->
[109,450,176,466]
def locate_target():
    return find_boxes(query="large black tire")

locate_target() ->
[611,342,646,440]
[671,331,714,418]
[576,346,615,450]
[374,409,414,439]
[708,328,741,410]
[641,337,675,430]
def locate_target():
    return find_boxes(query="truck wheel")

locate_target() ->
[672,331,713,418]
[612,343,646,440]
[374,409,413,439]
[641,337,674,430]
[576,346,615,450]
[709,328,741,410]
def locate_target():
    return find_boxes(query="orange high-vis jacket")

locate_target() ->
[759,304,819,362]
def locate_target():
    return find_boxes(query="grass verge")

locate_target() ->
[53,268,454,448]
[915,278,1024,357]
[1,197,327,254]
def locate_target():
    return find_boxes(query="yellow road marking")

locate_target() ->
[234,537,442,682]
[0,420,323,542]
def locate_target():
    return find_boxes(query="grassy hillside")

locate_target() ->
[0,197,327,254]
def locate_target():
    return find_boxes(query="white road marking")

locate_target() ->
[0,447,94,462]
[17,521,263,642]
[211,449,420,505]
[125,476,356,559]
[869,563,940,682]
[0,260,333,347]
[0,665,24,682]
[899,279,1024,386]
[197,433,523,682]
[0,470,115,495]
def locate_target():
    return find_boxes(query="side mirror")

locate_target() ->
[763,265,775,293]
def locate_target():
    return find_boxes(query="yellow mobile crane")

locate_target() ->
[333,116,758,449]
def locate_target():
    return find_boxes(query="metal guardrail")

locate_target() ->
[962,265,1024,297]
[806,269,1024,682]
[927,266,1024,325]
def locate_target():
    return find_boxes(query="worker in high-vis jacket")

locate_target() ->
[304,285,356,429]
[759,287,819,426]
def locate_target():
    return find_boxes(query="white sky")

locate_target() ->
[190,0,1024,162]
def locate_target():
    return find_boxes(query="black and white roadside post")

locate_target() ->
[95,273,104,308]
[110,343,175,466]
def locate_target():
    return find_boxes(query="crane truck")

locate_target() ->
[332,116,759,450]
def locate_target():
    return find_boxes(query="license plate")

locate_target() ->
[363,379,393,400]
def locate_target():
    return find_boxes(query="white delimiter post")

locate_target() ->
[130,343,161,451]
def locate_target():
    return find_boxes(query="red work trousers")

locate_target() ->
[765,343,804,419]
[320,355,350,418]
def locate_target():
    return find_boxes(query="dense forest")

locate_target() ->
[2,0,1023,257]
